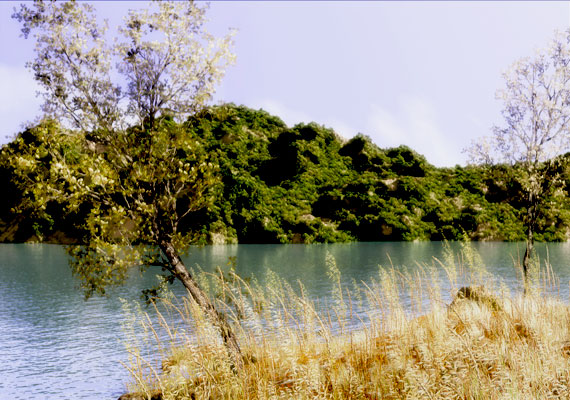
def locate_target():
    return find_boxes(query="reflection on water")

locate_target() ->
[1,242,570,399]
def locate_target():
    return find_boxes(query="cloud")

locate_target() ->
[367,106,407,148]
[252,99,360,142]
[366,96,463,167]
[254,99,314,128]
[322,117,360,141]
[0,64,41,144]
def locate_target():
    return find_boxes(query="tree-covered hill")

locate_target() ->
[2,103,570,244]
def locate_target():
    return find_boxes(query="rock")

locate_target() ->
[291,233,304,244]
[118,390,162,400]
[450,285,503,312]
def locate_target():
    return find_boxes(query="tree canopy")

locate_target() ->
[11,0,244,367]
[6,103,570,248]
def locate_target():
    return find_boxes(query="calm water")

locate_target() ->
[2,242,570,399]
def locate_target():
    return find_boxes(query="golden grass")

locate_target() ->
[121,244,570,399]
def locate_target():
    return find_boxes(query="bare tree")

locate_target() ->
[466,29,570,285]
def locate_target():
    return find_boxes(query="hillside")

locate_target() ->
[2,104,570,244]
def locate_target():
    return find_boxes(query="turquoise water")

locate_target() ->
[1,242,569,399]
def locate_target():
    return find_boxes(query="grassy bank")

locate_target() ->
[120,244,570,399]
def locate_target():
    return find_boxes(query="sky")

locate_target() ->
[1,1,569,167]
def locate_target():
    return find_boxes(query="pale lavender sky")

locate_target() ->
[1,1,569,167]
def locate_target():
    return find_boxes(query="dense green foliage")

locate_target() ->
[3,104,570,244]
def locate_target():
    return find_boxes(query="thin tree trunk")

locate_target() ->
[523,191,536,293]
[522,228,534,291]
[159,239,244,371]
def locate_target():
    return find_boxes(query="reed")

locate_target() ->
[121,245,570,399]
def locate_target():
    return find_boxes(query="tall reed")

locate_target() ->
[121,243,570,399]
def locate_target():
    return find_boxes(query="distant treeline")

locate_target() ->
[2,104,570,244]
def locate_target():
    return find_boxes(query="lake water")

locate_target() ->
[2,242,570,399]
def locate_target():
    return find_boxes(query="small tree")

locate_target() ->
[467,29,570,285]
[11,0,243,368]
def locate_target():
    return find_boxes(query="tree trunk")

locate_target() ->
[522,190,537,292]
[522,228,534,291]
[159,239,244,371]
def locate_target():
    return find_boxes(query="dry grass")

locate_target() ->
[121,243,570,399]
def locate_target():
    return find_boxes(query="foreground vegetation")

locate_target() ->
[3,104,570,245]
[120,244,570,399]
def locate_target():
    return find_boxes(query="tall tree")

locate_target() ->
[467,29,570,285]
[11,0,243,368]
